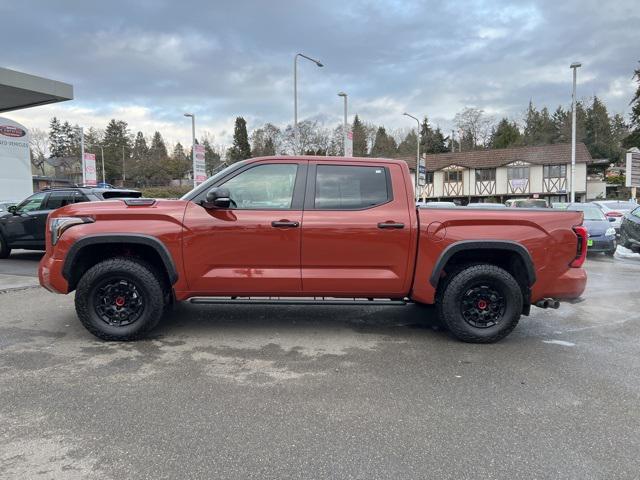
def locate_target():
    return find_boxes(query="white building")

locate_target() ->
[401,142,591,204]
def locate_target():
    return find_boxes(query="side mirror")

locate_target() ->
[204,187,231,209]
[7,205,17,214]
[608,217,616,222]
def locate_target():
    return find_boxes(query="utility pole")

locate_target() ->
[122,145,126,185]
[338,92,348,156]
[294,53,323,154]
[184,113,196,187]
[100,146,105,184]
[570,61,582,203]
[451,130,455,153]
[79,127,85,185]
[403,112,421,202]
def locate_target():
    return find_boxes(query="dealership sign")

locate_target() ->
[83,153,97,186]
[194,144,207,185]
[0,117,32,200]
[626,148,640,188]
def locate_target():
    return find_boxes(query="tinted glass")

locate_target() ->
[17,192,47,212]
[101,191,142,199]
[631,207,640,219]
[315,165,389,209]
[222,163,298,209]
[45,191,87,209]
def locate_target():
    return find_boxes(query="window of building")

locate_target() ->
[444,170,463,183]
[475,168,496,182]
[544,164,567,178]
[425,172,434,184]
[508,165,529,180]
[221,163,298,209]
[314,165,390,209]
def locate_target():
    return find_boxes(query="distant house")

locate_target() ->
[399,142,592,203]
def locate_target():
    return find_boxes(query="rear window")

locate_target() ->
[100,191,142,199]
[314,165,390,209]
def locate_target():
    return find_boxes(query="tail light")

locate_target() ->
[571,226,588,267]
[605,211,623,218]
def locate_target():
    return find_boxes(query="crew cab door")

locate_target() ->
[182,161,307,295]
[3,192,48,247]
[301,162,414,296]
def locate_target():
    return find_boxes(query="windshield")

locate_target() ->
[570,206,606,221]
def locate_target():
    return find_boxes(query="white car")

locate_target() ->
[417,201,457,208]
[591,200,638,233]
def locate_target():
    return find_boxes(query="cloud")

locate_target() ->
[2,0,638,146]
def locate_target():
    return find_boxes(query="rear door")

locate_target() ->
[182,161,307,295]
[301,162,413,296]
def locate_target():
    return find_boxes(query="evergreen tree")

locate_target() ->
[397,130,417,157]
[48,117,65,158]
[202,138,222,176]
[250,123,280,157]
[624,62,640,149]
[148,131,170,184]
[370,126,397,157]
[426,127,449,153]
[168,142,190,179]
[130,131,151,185]
[228,117,251,162]
[585,96,614,160]
[102,119,132,182]
[523,102,555,145]
[490,118,522,149]
[352,115,368,156]
[551,106,570,143]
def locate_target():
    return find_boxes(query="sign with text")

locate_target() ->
[83,153,97,186]
[194,144,207,185]
[0,117,31,200]
[418,164,426,186]
[626,149,640,188]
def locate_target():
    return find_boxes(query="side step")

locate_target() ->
[188,296,408,306]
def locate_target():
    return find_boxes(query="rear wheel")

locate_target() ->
[437,264,523,343]
[0,234,11,259]
[75,258,166,341]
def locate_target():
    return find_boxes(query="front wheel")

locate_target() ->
[437,264,523,343]
[75,258,166,341]
[0,234,11,259]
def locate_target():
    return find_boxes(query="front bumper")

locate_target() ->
[587,236,616,253]
[39,253,69,294]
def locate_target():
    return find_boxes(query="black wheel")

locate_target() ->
[605,249,616,257]
[75,258,166,341]
[0,233,11,259]
[437,264,523,343]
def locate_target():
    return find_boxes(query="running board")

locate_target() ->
[188,296,408,306]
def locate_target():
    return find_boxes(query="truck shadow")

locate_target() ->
[154,302,448,341]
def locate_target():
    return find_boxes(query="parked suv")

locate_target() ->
[0,187,141,258]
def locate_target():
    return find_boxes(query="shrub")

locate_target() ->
[141,186,192,199]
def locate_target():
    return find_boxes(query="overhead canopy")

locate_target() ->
[0,67,73,113]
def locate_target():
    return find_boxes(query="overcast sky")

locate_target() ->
[3,0,639,146]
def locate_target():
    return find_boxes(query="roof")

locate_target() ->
[0,67,73,113]
[399,142,593,171]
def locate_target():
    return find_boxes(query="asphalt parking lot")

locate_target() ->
[1,252,639,479]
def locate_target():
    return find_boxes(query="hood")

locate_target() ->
[49,198,190,220]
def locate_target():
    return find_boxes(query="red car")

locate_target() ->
[39,156,587,343]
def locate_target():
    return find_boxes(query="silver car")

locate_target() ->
[591,200,639,233]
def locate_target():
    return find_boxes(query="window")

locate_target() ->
[632,207,640,219]
[314,165,389,209]
[221,163,298,210]
[16,192,47,213]
[45,191,88,209]
[425,172,434,184]
[544,164,567,178]
[444,170,463,183]
[508,166,529,180]
[475,168,496,182]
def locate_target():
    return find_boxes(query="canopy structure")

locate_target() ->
[0,67,73,113]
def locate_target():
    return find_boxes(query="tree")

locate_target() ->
[48,117,65,158]
[624,61,640,149]
[490,118,522,149]
[147,131,170,184]
[370,126,397,157]
[397,130,417,157]
[522,102,555,146]
[167,142,190,179]
[250,123,280,157]
[352,115,368,156]
[585,96,614,161]
[130,131,151,185]
[228,117,251,162]
[201,137,222,176]
[101,119,132,183]
[426,126,448,154]
[454,107,493,149]
[29,128,49,175]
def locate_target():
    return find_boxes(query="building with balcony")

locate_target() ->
[401,142,591,204]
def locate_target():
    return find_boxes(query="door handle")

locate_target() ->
[271,220,300,228]
[377,221,405,229]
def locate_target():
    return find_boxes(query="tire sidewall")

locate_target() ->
[440,265,523,343]
[76,259,164,340]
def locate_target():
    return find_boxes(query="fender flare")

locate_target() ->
[62,233,178,285]
[429,240,536,288]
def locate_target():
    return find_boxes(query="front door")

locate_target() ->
[3,192,49,247]
[182,161,307,295]
[301,162,414,297]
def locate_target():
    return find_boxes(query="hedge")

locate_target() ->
[141,186,192,199]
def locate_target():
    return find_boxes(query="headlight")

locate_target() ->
[605,227,616,237]
[50,217,94,245]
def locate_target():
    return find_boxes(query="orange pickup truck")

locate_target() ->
[39,156,587,343]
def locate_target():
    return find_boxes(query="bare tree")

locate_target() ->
[454,107,495,149]
[29,128,49,175]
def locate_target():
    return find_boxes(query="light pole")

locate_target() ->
[184,113,196,187]
[77,126,85,185]
[294,53,323,153]
[122,145,126,185]
[403,112,421,202]
[570,62,582,203]
[338,92,348,156]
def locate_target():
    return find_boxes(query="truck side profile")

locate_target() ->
[39,156,588,343]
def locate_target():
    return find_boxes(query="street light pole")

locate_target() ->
[570,61,582,203]
[184,113,196,187]
[294,53,323,154]
[338,92,348,156]
[79,127,85,185]
[403,112,421,202]
[122,145,126,185]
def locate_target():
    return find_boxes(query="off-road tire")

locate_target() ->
[0,233,11,259]
[75,257,166,341]
[437,264,523,343]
